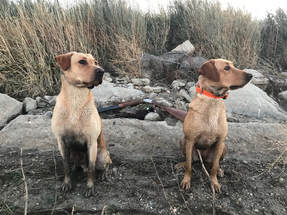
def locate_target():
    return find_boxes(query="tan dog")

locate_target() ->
[51,52,112,197]
[177,59,252,192]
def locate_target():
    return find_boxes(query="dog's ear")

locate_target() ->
[55,52,74,71]
[198,60,220,82]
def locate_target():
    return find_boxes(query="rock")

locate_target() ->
[23,97,37,113]
[171,80,186,90]
[281,72,287,78]
[0,93,22,129]
[185,82,195,91]
[152,86,166,93]
[44,96,57,106]
[278,91,287,111]
[115,77,129,84]
[36,97,49,108]
[178,89,192,102]
[140,53,179,82]
[0,115,55,149]
[103,72,113,83]
[144,112,161,121]
[92,82,145,108]
[131,78,150,86]
[189,83,287,121]
[143,86,154,93]
[1,116,286,163]
[185,56,207,71]
[226,122,286,161]
[170,40,195,55]
[244,69,269,90]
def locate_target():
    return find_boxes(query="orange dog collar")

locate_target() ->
[196,85,229,100]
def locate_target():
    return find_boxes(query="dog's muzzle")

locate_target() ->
[95,68,104,84]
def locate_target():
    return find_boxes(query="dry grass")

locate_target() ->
[0,0,264,98]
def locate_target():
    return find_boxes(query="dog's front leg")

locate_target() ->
[210,138,225,193]
[59,137,72,192]
[181,137,195,190]
[85,138,98,197]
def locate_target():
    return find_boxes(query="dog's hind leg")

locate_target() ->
[96,130,112,181]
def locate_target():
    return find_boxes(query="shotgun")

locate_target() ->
[143,99,187,121]
[98,98,187,121]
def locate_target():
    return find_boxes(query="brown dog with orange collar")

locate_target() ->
[176,59,252,192]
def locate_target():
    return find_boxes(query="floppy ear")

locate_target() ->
[198,60,220,82]
[55,52,74,71]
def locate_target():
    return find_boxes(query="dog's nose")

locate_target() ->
[95,68,104,75]
[245,73,253,81]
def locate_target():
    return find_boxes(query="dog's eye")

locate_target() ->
[224,65,230,71]
[94,61,98,65]
[79,60,87,65]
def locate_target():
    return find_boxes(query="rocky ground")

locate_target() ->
[1,41,287,215]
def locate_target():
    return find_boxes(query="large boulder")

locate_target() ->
[0,93,22,129]
[1,116,286,163]
[0,114,55,149]
[92,82,145,108]
[244,69,269,90]
[190,83,287,121]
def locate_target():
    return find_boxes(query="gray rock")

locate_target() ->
[115,77,129,84]
[0,93,22,129]
[278,90,287,111]
[244,69,269,90]
[171,80,186,90]
[44,96,57,106]
[170,40,195,55]
[144,112,161,121]
[185,82,195,91]
[152,86,166,93]
[190,83,287,121]
[36,97,49,108]
[23,97,37,113]
[142,86,153,93]
[103,72,113,83]
[281,72,287,78]
[140,53,180,82]
[178,89,192,102]
[186,56,207,71]
[131,78,150,86]
[92,82,145,108]
[0,115,55,149]
[0,116,286,163]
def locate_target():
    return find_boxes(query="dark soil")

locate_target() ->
[0,146,286,215]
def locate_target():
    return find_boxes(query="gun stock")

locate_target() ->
[151,100,187,121]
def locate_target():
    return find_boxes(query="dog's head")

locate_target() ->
[198,59,252,94]
[55,52,104,89]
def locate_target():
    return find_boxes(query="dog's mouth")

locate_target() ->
[229,85,242,90]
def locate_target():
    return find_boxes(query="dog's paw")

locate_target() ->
[180,176,191,190]
[211,180,222,193]
[84,186,97,197]
[175,162,185,170]
[61,182,72,193]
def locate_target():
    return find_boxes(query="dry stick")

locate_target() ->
[20,148,28,215]
[151,156,176,215]
[170,164,193,215]
[51,147,58,215]
[196,149,216,215]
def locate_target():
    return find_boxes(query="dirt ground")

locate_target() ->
[0,143,286,215]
